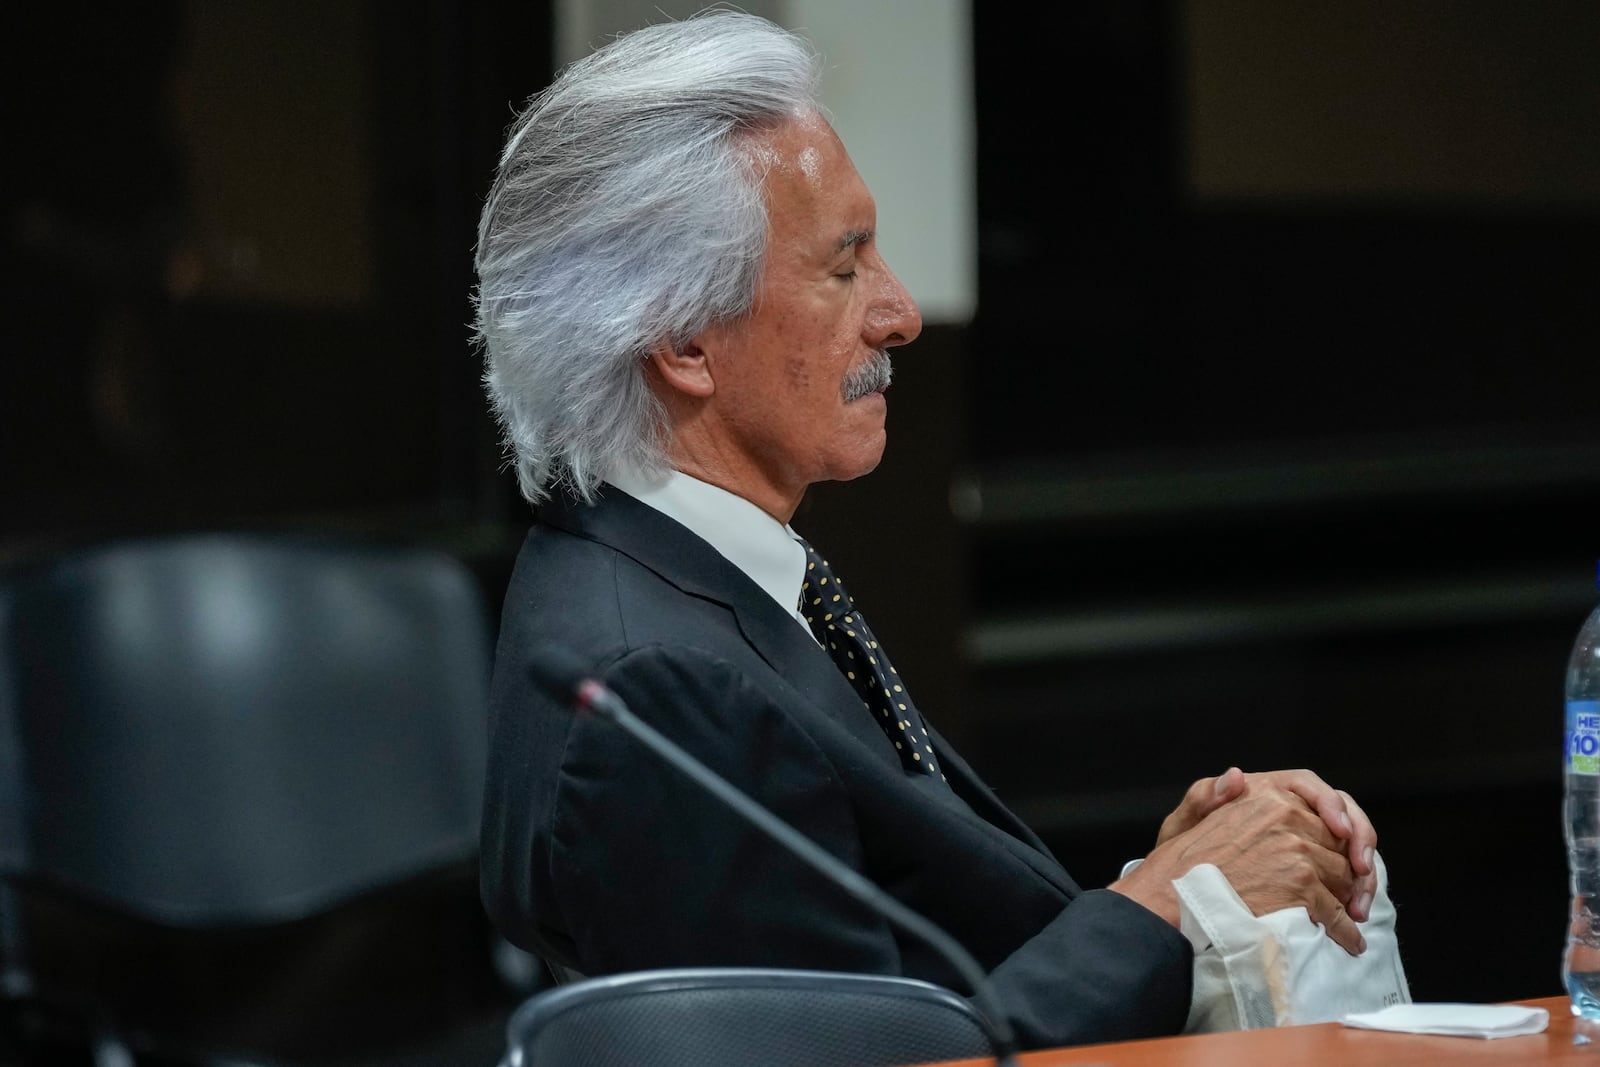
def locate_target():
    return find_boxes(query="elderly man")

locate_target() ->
[474,10,1377,1050]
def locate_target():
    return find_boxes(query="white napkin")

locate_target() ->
[1341,1003,1549,1038]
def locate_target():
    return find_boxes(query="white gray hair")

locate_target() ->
[473,10,825,504]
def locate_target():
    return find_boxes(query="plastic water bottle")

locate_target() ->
[1564,560,1600,1018]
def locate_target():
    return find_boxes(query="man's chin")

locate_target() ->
[829,436,887,483]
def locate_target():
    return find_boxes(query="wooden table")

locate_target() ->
[931,997,1598,1066]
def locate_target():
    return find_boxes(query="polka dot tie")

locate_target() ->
[796,538,943,779]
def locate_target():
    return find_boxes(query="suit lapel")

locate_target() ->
[539,486,1077,892]
[538,487,903,765]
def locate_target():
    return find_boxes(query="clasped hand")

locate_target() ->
[1110,767,1378,956]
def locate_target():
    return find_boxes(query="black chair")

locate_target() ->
[500,967,998,1067]
[0,531,502,1066]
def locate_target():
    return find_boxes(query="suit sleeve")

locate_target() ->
[549,645,903,974]
[546,644,1193,1049]
[987,888,1193,1047]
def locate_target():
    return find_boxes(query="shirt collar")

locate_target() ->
[608,468,808,619]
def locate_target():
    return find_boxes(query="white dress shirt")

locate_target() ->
[608,468,818,641]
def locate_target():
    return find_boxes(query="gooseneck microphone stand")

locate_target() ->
[529,646,1020,1067]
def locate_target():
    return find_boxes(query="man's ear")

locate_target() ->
[645,337,716,398]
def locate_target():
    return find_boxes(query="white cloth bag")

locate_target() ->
[1178,851,1412,1032]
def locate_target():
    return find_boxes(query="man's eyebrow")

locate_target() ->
[835,229,873,254]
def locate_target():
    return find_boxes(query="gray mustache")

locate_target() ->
[841,351,893,402]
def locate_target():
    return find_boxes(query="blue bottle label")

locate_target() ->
[1570,700,1600,775]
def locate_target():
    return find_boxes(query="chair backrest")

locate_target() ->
[0,530,491,924]
[502,967,996,1067]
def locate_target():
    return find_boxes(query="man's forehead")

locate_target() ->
[754,113,875,246]
[750,113,841,185]
[796,142,826,183]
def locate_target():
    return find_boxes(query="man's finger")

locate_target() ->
[1212,765,1246,804]
[1337,788,1378,875]
[1157,766,1247,846]
[1331,788,1378,921]
[1313,891,1367,957]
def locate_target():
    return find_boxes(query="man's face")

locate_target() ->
[690,112,922,518]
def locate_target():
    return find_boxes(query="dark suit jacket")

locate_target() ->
[480,486,1193,1049]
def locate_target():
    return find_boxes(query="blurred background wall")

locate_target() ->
[4,0,1598,1054]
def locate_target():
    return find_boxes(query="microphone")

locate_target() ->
[529,644,1020,1066]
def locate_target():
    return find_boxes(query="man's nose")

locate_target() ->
[871,268,922,349]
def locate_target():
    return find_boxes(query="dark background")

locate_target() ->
[3,0,1597,1060]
